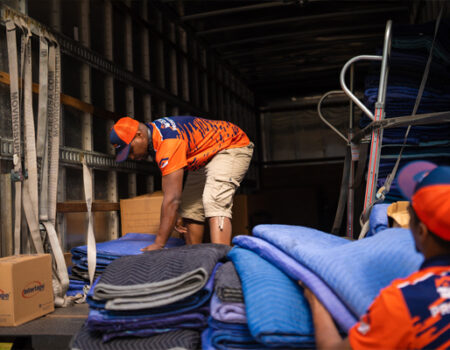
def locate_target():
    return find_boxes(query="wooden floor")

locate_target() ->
[0,303,89,349]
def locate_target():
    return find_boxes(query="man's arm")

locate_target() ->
[141,168,184,251]
[303,286,351,350]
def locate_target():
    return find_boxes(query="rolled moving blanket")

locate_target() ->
[228,247,315,348]
[92,244,230,310]
[368,203,390,237]
[70,324,200,350]
[214,261,244,303]
[210,293,247,324]
[251,225,423,327]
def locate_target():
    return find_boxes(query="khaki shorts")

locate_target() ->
[179,143,254,221]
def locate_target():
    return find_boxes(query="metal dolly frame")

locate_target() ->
[318,20,450,238]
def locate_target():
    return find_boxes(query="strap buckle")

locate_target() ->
[11,169,27,182]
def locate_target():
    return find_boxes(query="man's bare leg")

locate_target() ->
[184,219,205,244]
[209,216,232,245]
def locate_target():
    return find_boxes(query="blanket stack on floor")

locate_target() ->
[67,233,185,296]
[71,223,423,349]
[362,19,450,202]
[71,243,229,349]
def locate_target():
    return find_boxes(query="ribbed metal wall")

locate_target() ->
[0,0,257,254]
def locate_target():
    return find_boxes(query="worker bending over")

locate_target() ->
[304,161,450,349]
[110,116,253,250]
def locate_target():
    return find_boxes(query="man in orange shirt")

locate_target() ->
[304,161,450,349]
[110,116,254,250]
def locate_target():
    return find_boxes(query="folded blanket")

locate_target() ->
[368,204,390,237]
[210,293,247,324]
[233,235,356,331]
[70,324,200,350]
[87,263,219,319]
[88,306,209,331]
[71,233,185,270]
[214,262,244,303]
[252,225,423,320]
[99,307,209,342]
[93,244,230,310]
[202,317,266,350]
[228,247,315,348]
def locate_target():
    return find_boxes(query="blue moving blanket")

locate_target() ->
[233,235,356,331]
[251,225,423,325]
[71,233,185,270]
[202,317,267,350]
[228,247,315,348]
[368,204,390,237]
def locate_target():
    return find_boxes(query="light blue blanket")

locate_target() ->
[251,225,423,320]
[228,247,315,348]
[233,235,356,331]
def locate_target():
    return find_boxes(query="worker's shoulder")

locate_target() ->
[388,264,449,293]
[386,265,450,315]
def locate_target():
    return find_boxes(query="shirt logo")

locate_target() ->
[430,301,450,317]
[357,321,370,335]
[159,118,178,131]
[159,157,169,169]
[435,276,450,298]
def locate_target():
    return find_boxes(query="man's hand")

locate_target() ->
[301,282,318,305]
[174,216,188,235]
[140,242,164,252]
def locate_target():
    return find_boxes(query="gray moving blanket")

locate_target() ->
[93,243,230,310]
[214,261,244,303]
[71,324,200,350]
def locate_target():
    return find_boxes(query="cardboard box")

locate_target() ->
[120,192,180,238]
[0,254,54,326]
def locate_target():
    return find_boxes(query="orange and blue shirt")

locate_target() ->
[349,255,450,349]
[147,116,250,176]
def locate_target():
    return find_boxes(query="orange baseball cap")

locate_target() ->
[398,161,450,241]
[109,117,139,162]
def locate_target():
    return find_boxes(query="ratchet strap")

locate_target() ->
[5,17,73,306]
[6,19,23,255]
[82,155,97,287]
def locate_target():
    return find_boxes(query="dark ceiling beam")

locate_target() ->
[248,61,371,83]
[222,33,383,59]
[181,2,289,21]
[199,6,406,35]
[234,43,377,69]
[249,64,345,80]
[211,23,385,48]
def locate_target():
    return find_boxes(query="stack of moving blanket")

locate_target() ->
[202,262,260,350]
[67,233,185,296]
[361,19,450,202]
[71,243,230,349]
[71,224,423,349]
